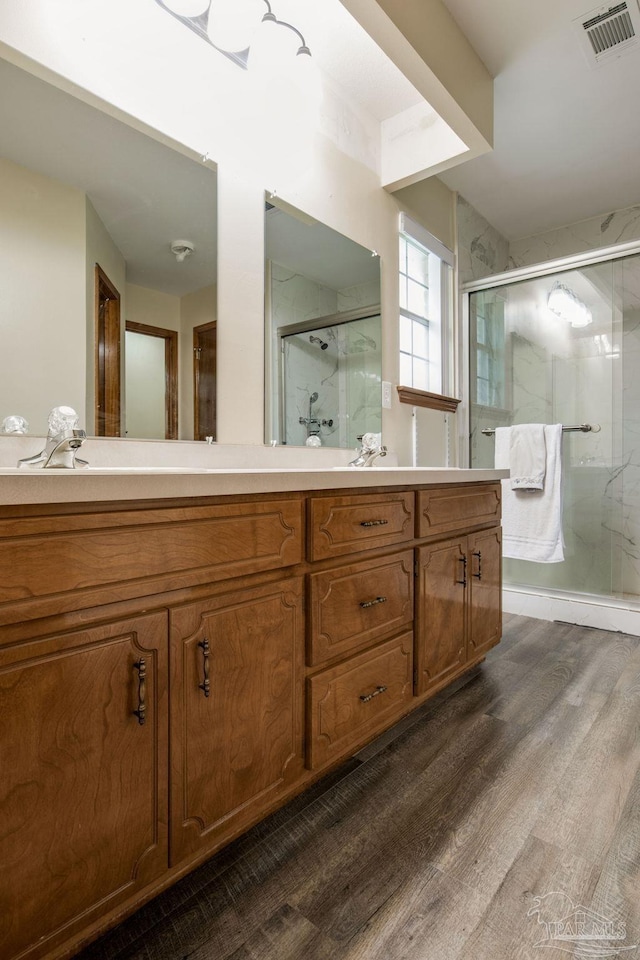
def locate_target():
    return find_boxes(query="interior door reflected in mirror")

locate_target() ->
[0,57,217,441]
[264,199,381,448]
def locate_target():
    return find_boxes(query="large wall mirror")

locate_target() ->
[265,199,381,448]
[0,57,217,441]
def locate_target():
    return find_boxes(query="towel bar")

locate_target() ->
[480,423,601,436]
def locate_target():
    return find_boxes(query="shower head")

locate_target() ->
[309,335,328,350]
[309,392,319,403]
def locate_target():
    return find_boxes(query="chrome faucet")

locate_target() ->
[299,392,333,439]
[348,433,388,468]
[18,406,88,469]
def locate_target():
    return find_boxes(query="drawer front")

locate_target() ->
[307,632,413,769]
[309,492,414,561]
[308,550,414,666]
[417,483,501,539]
[0,497,304,626]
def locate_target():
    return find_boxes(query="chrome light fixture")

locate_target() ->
[155,0,316,75]
[547,281,593,328]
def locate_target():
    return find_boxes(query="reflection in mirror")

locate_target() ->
[0,57,217,440]
[265,200,381,448]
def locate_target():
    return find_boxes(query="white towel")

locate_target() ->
[509,423,546,491]
[495,424,564,563]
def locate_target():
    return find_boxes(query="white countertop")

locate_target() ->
[0,465,509,506]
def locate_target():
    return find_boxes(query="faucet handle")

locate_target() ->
[47,405,80,438]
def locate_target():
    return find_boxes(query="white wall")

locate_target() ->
[0,157,86,431]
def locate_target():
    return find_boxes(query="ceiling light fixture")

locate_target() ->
[156,0,317,77]
[547,281,593,328]
[171,239,195,262]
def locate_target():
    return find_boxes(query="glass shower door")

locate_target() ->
[468,255,631,601]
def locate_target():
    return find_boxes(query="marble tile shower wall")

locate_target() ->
[271,263,381,449]
[457,195,510,285]
[510,205,640,268]
[458,196,640,600]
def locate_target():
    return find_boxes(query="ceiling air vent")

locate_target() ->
[574,1,640,65]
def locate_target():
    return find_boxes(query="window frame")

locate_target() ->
[397,214,459,411]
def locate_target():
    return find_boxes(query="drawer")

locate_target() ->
[417,483,501,540]
[0,497,304,626]
[308,492,414,561]
[306,632,413,769]
[308,550,414,666]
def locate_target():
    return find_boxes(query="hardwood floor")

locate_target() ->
[75,615,640,960]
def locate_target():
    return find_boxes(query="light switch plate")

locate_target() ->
[382,381,392,409]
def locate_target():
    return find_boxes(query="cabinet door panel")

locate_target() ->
[0,613,168,960]
[416,539,467,696]
[468,527,502,657]
[170,578,304,865]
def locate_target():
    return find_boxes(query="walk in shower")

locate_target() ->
[279,313,381,448]
[465,245,640,623]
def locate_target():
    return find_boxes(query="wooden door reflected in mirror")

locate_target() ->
[95,266,121,437]
[194,321,216,441]
[125,322,178,440]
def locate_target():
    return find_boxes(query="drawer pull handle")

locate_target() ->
[360,519,389,527]
[198,639,211,698]
[360,684,388,703]
[360,596,388,609]
[472,550,482,581]
[133,658,147,725]
[457,555,467,587]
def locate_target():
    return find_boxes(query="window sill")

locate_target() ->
[396,386,461,413]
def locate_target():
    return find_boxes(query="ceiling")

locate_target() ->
[438,0,640,240]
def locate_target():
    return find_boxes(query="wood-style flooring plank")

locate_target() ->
[455,834,601,960]
[531,640,640,865]
[190,904,337,960]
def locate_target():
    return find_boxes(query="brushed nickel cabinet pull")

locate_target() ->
[360,684,387,703]
[472,550,483,580]
[457,555,467,587]
[198,639,210,698]
[360,596,388,609]
[360,519,389,527]
[133,658,147,725]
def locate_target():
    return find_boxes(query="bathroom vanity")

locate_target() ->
[0,466,504,960]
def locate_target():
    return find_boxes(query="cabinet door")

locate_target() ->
[468,527,502,657]
[0,613,168,960]
[415,538,467,696]
[170,578,305,866]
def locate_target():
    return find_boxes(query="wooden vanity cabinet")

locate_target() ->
[0,612,168,960]
[0,480,502,960]
[169,577,305,866]
[415,485,502,697]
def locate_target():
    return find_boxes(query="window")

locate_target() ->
[470,289,505,408]
[398,215,454,402]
